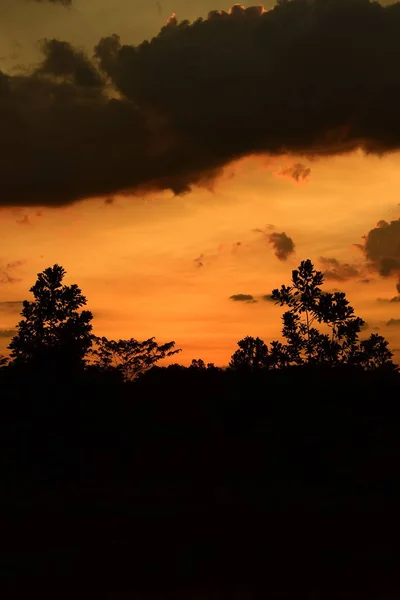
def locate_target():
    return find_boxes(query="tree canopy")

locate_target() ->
[92,336,181,381]
[4,259,398,377]
[230,259,397,372]
[8,264,93,371]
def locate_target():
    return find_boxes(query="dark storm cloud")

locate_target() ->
[230,294,257,303]
[268,232,295,261]
[38,39,104,88]
[319,257,361,281]
[3,0,400,206]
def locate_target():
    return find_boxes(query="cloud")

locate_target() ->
[0,261,24,285]
[386,318,400,327]
[377,296,400,303]
[252,224,274,234]
[0,329,17,338]
[229,294,257,302]
[230,293,257,303]
[38,39,104,88]
[268,232,295,261]
[359,218,400,293]
[319,257,362,281]
[16,214,30,225]
[362,219,400,275]
[0,300,23,312]
[261,294,275,302]
[194,254,205,268]
[0,0,400,206]
[277,163,311,182]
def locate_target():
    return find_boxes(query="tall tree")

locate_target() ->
[270,259,397,371]
[8,264,93,371]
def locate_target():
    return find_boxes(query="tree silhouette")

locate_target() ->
[270,259,397,371]
[189,358,207,370]
[229,336,270,372]
[8,264,93,371]
[93,336,181,381]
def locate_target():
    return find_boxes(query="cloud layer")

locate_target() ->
[2,0,400,206]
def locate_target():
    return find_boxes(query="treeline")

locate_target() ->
[1,261,400,599]
[1,259,397,380]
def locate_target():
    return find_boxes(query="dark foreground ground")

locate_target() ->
[1,365,400,599]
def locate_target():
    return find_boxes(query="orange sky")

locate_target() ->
[1,1,400,366]
[2,150,400,365]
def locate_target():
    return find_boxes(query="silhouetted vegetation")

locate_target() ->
[230,260,397,372]
[2,261,400,599]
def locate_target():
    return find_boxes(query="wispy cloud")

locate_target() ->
[229,294,257,304]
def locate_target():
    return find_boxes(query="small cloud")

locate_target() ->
[277,163,311,183]
[360,278,371,284]
[0,260,25,285]
[261,294,275,302]
[359,218,400,293]
[268,232,295,261]
[252,224,274,234]
[0,300,23,312]
[0,328,17,338]
[229,294,257,304]
[16,214,30,225]
[319,257,361,281]
[376,296,400,303]
[104,196,114,205]
[194,254,204,268]
[385,318,400,327]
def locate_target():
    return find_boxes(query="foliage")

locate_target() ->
[269,259,397,370]
[92,336,181,381]
[229,335,270,372]
[189,359,220,370]
[8,264,93,370]
[229,259,397,372]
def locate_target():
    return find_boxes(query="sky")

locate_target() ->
[1,0,400,366]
